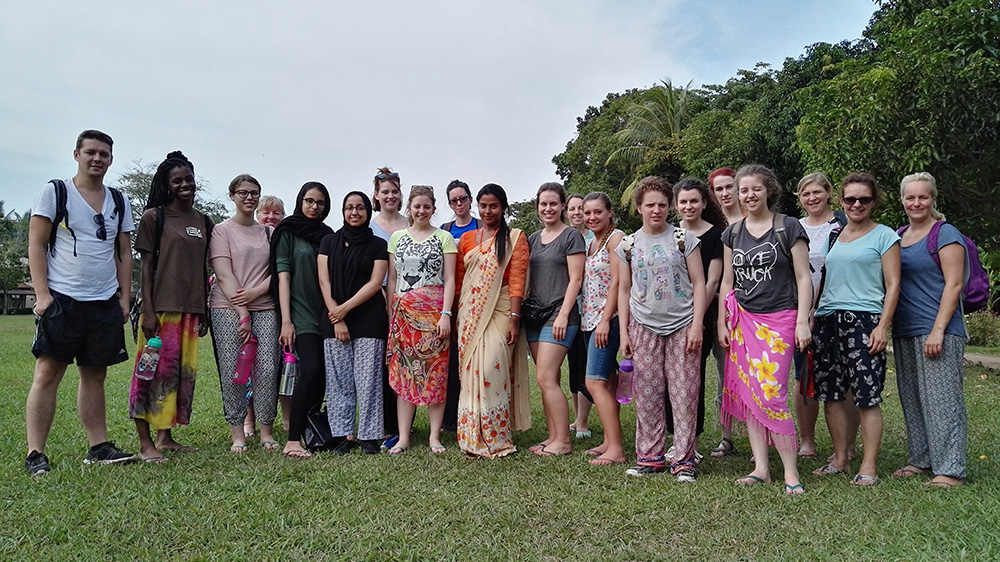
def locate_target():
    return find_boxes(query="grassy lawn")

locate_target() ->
[2,314,999,561]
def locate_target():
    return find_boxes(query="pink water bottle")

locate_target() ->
[616,358,634,404]
[136,336,162,381]
[233,335,257,385]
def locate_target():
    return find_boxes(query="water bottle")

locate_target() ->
[136,336,162,381]
[233,335,257,385]
[616,358,634,404]
[278,345,298,396]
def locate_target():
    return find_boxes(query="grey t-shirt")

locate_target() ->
[722,216,809,314]
[615,225,700,337]
[525,227,586,327]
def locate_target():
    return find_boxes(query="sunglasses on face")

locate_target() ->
[375,172,399,180]
[449,195,471,205]
[842,196,875,206]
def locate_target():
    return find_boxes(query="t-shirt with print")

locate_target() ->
[208,219,274,311]
[614,225,700,337]
[388,229,457,294]
[722,216,808,314]
[893,223,967,340]
[32,179,135,301]
[525,227,586,327]
[134,206,213,315]
[318,234,388,340]
[800,217,840,292]
[815,224,899,316]
[581,229,623,331]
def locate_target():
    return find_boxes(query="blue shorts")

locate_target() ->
[584,317,621,382]
[526,324,580,349]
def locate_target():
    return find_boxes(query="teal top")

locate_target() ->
[816,224,899,316]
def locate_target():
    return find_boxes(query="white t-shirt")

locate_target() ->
[32,178,134,301]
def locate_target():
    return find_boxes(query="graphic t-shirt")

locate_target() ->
[135,206,213,315]
[388,229,457,294]
[800,217,841,292]
[615,225,700,336]
[722,216,809,314]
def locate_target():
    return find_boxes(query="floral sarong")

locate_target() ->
[129,312,200,429]
[456,230,530,458]
[388,285,449,406]
[720,291,797,451]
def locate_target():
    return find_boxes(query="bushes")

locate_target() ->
[966,311,1000,347]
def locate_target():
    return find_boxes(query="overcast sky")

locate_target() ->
[0,0,877,227]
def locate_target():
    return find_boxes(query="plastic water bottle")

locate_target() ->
[136,336,162,381]
[278,345,299,396]
[616,358,634,404]
[233,335,257,385]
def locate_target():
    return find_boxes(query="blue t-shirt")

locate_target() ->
[816,224,899,316]
[893,223,968,340]
[441,218,480,242]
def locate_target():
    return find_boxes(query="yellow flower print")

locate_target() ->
[754,322,778,347]
[770,337,790,355]
[762,383,780,400]
[750,351,779,385]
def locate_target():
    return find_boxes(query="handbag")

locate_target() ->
[303,402,335,452]
[521,301,562,329]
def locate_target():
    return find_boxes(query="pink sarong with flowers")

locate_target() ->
[720,290,797,451]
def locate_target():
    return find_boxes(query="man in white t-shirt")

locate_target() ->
[24,130,138,475]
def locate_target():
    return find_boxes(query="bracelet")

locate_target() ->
[440,310,453,316]
[239,317,250,326]
[510,312,521,319]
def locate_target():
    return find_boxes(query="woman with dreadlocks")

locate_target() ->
[129,151,213,463]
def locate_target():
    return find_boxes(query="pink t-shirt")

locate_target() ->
[208,219,274,311]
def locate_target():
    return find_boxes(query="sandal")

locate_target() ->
[430,445,447,455]
[282,449,311,459]
[711,438,736,458]
[813,463,845,476]
[925,477,962,489]
[589,456,625,466]
[388,445,409,456]
[892,465,927,478]
[736,474,768,486]
[260,440,280,451]
[785,483,806,496]
[851,473,880,487]
[574,430,592,439]
[230,444,249,454]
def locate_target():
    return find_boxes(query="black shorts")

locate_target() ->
[32,290,129,367]
[812,310,886,408]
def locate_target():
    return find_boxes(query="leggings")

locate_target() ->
[287,333,325,442]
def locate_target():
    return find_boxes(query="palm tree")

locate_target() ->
[606,79,693,211]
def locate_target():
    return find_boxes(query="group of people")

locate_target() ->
[24,130,970,494]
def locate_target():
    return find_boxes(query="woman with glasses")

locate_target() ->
[130,151,213,463]
[270,182,333,458]
[811,173,900,487]
[439,180,480,432]
[208,175,281,453]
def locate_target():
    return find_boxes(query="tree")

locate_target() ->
[508,199,540,235]
[0,202,29,314]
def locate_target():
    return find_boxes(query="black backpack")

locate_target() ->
[441,218,482,233]
[46,179,126,261]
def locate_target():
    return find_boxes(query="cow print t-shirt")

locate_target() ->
[722,216,808,314]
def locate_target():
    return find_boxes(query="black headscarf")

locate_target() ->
[327,191,375,304]
[269,182,334,301]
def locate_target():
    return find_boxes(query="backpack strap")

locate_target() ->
[151,206,165,271]
[108,186,125,262]
[47,179,77,257]
[833,210,848,227]
[925,221,946,269]
[772,213,792,263]
[828,226,842,252]
[441,220,456,232]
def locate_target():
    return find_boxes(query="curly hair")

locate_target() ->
[144,151,194,211]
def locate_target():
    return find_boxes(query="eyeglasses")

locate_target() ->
[93,213,107,241]
[449,195,471,205]
[344,205,367,213]
[375,172,399,180]
[842,196,875,206]
[235,190,261,200]
[303,198,326,208]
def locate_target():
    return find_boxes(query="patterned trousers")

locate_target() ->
[324,337,385,441]
[210,308,281,427]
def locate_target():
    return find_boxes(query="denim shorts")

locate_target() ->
[32,290,128,367]
[584,317,621,381]
[525,324,580,349]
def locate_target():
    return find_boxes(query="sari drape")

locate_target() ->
[456,230,530,458]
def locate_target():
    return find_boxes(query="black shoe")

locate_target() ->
[25,450,50,475]
[331,438,358,456]
[84,441,138,465]
[360,440,381,455]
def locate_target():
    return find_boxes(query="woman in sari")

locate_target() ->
[454,183,530,459]
[717,164,811,495]
[387,185,456,454]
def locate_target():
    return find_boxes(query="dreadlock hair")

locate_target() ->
[144,151,194,211]
[478,183,510,262]
[673,177,726,228]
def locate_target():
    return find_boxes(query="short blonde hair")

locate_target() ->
[900,172,945,221]
[256,195,285,216]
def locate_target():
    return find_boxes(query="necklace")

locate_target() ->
[478,228,498,252]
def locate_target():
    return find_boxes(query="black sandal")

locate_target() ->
[711,437,736,458]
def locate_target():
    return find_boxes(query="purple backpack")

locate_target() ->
[897,222,990,313]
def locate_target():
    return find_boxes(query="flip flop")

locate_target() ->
[230,444,249,454]
[159,445,199,453]
[388,445,409,456]
[925,479,962,489]
[531,445,571,457]
[892,465,927,478]
[430,445,447,455]
[813,464,845,476]
[282,449,311,459]
[736,474,768,486]
[574,430,592,439]
[589,456,625,466]
[583,447,603,457]
[851,474,880,487]
[140,454,169,464]
[785,483,806,496]
[528,443,547,455]
[261,440,280,451]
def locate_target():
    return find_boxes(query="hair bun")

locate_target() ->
[167,150,187,161]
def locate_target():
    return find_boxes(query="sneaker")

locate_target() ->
[25,450,50,475]
[380,435,400,452]
[83,442,137,466]
[625,464,665,477]
[331,438,358,456]
[359,439,381,455]
[694,450,704,465]
[665,445,675,461]
[676,469,697,483]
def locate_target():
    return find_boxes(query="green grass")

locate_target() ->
[2,314,999,561]
[965,345,1000,356]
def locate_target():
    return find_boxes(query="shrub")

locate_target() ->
[966,310,1000,347]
